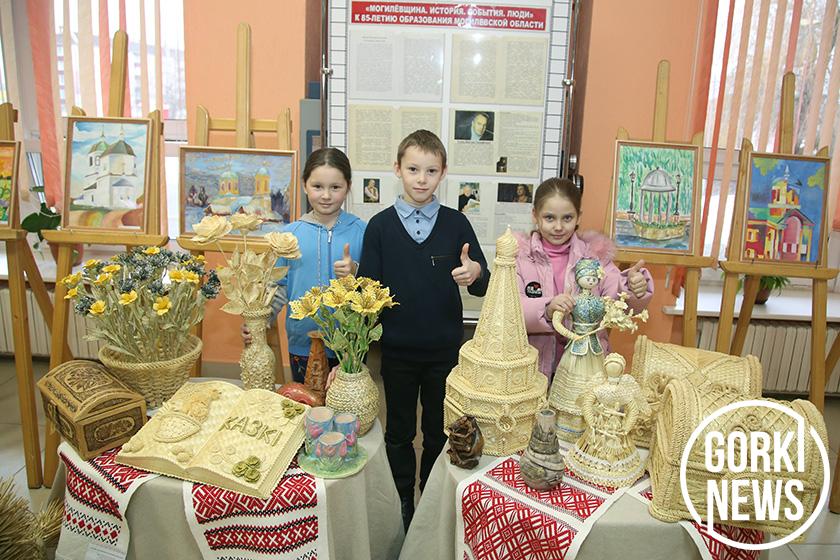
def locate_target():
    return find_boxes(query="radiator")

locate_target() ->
[697,317,840,395]
[0,287,100,360]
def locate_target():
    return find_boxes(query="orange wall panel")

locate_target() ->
[183,0,308,363]
[574,0,704,358]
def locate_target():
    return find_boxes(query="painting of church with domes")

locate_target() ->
[180,146,295,239]
[743,153,829,265]
[611,140,700,255]
[64,117,151,231]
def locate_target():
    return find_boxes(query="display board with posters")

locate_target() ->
[328,0,573,310]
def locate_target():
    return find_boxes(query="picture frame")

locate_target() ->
[740,151,830,267]
[62,116,153,233]
[0,140,21,229]
[610,140,702,256]
[179,146,297,240]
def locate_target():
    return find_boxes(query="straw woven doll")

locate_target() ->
[565,353,650,488]
[547,258,608,442]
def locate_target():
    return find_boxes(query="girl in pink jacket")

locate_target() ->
[515,178,654,378]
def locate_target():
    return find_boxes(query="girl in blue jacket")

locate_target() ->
[242,148,366,382]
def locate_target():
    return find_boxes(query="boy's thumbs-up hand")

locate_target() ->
[333,243,356,278]
[451,242,481,286]
[627,259,647,299]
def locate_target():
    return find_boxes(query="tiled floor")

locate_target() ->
[2,356,839,559]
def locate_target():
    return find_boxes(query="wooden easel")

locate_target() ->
[715,73,837,410]
[605,61,716,348]
[715,72,839,511]
[175,23,294,378]
[0,103,73,487]
[41,31,168,486]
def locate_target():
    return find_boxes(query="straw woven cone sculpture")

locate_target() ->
[444,227,548,456]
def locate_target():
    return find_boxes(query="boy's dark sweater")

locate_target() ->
[358,205,490,363]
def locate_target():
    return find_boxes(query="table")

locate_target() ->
[400,445,771,560]
[50,419,404,560]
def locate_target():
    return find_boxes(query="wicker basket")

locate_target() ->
[631,336,762,448]
[648,377,827,537]
[99,335,203,408]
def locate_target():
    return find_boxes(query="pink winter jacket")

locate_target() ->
[515,230,654,378]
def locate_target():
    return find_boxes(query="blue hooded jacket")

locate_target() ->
[272,210,366,356]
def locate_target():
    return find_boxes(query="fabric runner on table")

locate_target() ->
[56,442,160,560]
[456,455,627,560]
[183,457,329,560]
[628,477,765,560]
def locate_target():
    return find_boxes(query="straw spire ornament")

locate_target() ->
[444,227,547,456]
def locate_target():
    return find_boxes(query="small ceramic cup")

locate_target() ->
[305,407,335,456]
[334,412,360,457]
[314,431,348,472]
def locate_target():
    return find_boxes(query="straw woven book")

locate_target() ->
[116,381,308,499]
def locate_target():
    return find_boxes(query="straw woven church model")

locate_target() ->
[444,228,547,456]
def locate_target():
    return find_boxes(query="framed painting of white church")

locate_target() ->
[179,146,297,240]
[62,116,153,232]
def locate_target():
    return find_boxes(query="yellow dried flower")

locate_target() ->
[89,300,106,315]
[322,286,353,308]
[61,272,83,286]
[83,259,100,269]
[169,269,186,283]
[348,290,383,315]
[143,246,160,255]
[289,292,321,319]
[334,275,359,291]
[185,271,200,284]
[119,290,138,305]
[153,296,172,316]
[94,273,113,285]
[64,287,78,299]
[102,264,121,274]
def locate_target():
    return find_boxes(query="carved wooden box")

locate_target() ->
[37,360,147,459]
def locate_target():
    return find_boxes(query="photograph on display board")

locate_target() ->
[454,110,495,142]
[363,178,381,203]
[0,141,20,228]
[498,183,534,204]
[611,140,700,255]
[458,182,480,213]
[180,146,296,239]
[63,117,152,232]
[742,152,830,265]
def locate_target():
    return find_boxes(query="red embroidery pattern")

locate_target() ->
[462,480,576,559]
[193,473,317,525]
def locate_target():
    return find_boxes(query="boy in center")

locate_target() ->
[358,130,490,530]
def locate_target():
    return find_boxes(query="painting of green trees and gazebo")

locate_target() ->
[611,140,700,254]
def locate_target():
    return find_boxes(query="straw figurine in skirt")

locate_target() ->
[565,353,651,488]
[547,258,648,442]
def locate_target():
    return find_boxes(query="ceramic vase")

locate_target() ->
[304,331,329,402]
[239,307,276,391]
[519,409,565,491]
[325,365,379,435]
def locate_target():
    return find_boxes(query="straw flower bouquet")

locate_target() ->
[190,214,302,390]
[290,276,398,434]
[62,246,220,407]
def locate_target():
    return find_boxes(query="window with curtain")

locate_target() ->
[52,0,185,124]
[701,0,839,265]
